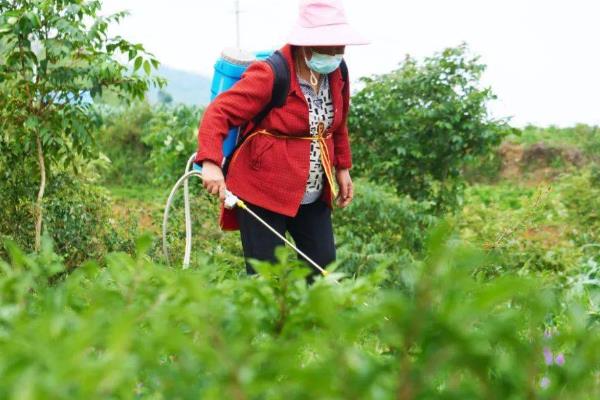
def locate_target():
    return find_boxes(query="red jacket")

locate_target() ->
[195,44,352,230]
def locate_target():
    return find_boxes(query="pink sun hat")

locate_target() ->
[287,0,370,46]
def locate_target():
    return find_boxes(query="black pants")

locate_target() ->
[236,199,336,281]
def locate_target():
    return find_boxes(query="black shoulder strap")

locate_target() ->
[222,52,289,176]
[252,51,290,126]
[340,59,348,85]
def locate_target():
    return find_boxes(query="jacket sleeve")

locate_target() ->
[332,69,353,170]
[195,61,274,166]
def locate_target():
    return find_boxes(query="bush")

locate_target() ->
[459,182,573,277]
[334,179,437,283]
[462,149,504,184]
[141,103,204,186]
[96,102,155,186]
[591,163,600,187]
[458,172,600,278]
[97,102,203,187]
[557,171,600,246]
[348,44,511,212]
[0,228,598,399]
[0,172,124,268]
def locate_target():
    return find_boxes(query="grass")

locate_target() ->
[106,184,167,203]
[104,185,163,234]
[507,124,600,158]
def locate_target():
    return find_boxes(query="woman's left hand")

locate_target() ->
[335,168,353,208]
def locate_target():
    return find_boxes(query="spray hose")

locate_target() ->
[162,152,330,277]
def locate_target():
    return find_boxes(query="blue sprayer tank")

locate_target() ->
[208,48,272,163]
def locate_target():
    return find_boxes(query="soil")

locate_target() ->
[498,141,586,184]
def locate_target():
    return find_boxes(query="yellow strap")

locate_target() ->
[228,129,338,201]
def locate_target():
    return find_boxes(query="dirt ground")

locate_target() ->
[498,142,585,184]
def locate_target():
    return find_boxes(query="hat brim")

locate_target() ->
[287,23,370,46]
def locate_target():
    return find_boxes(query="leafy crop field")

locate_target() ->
[1,1,600,398]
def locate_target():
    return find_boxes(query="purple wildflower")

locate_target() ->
[555,353,565,366]
[540,376,551,389]
[543,347,554,366]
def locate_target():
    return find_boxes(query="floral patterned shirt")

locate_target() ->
[297,73,335,204]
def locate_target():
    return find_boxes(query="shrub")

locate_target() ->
[462,149,504,184]
[141,103,204,186]
[348,44,511,212]
[557,171,600,246]
[334,179,437,282]
[458,172,600,278]
[0,228,598,398]
[459,182,572,276]
[96,103,203,187]
[96,102,155,186]
[0,172,120,268]
[591,163,600,187]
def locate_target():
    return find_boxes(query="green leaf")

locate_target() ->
[24,116,39,132]
[143,60,151,75]
[134,56,143,71]
[135,234,153,256]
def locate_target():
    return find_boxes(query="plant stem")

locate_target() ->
[34,132,46,251]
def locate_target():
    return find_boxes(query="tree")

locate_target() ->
[0,0,164,250]
[348,44,512,212]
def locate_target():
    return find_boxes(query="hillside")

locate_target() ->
[148,65,212,106]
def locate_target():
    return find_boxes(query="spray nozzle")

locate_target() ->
[224,190,240,210]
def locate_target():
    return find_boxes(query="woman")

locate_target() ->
[195,0,368,279]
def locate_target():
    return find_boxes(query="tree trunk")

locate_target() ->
[34,133,46,252]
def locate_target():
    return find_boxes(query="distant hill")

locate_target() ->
[148,66,212,106]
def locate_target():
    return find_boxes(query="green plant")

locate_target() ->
[95,102,203,187]
[0,226,599,399]
[462,149,504,184]
[334,179,437,283]
[96,101,155,186]
[348,43,512,212]
[0,0,163,250]
[459,182,574,277]
[141,103,204,185]
[457,171,600,279]
[0,172,118,268]
[557,171,600,246]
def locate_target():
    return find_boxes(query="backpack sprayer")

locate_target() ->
[162,48,331,277]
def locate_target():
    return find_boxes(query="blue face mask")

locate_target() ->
[305,49,344,75]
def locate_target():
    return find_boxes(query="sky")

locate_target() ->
[101,0,600,127]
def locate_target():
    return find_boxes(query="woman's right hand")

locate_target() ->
[202,161,227,202]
